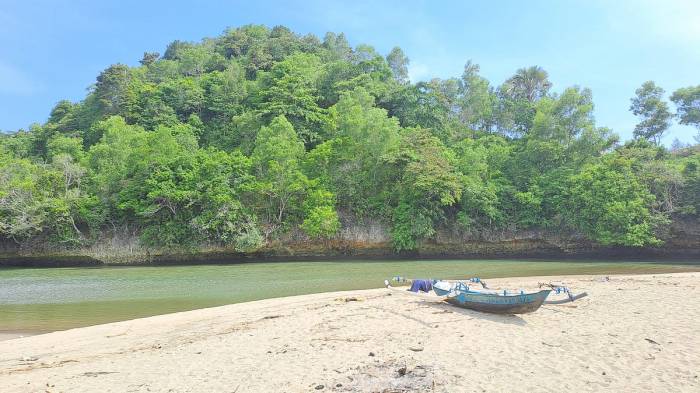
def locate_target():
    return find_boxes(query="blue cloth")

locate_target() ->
[409,279,433,293]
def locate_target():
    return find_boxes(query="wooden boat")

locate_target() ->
[443,289,551,314]
[388,277,582,314]
[433,281,550,314]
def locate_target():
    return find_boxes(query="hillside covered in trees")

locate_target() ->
[1,25,699,263]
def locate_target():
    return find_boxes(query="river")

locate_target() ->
[1,258,698,338]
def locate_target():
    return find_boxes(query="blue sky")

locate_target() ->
[1,0,698,144]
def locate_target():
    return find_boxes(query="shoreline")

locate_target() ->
[0,333,32,341]
[2,272,699,392]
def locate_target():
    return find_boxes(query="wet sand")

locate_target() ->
[0,332,32,341]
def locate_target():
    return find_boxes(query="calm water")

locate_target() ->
[1,259,698,335]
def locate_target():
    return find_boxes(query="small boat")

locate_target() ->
[443,288,551,314]
[387,276,584,314]
[433,281,550,314]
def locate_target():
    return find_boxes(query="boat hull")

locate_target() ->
[444,289,551,314]
[433,285,452,297]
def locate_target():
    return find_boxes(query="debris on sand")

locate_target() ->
[331,360,435,392]
[81,372,118,377]
[336,297,363,303]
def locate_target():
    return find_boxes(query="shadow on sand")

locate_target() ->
[372,295,528,327]
[428,300,528,326]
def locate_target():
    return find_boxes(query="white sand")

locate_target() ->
[1,273,699,392]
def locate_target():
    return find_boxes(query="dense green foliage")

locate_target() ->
[1,25,698,252]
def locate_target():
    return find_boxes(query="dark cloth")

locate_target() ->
[409,279,433,293]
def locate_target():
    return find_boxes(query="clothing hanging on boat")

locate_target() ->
[409,279,433,293]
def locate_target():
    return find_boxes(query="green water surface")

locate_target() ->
[1,259,698,335]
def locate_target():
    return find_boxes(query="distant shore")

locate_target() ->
[2,218,699,267]
[1,272,698,392]
[2,242,699,268]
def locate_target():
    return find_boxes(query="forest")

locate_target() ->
[1,25,699,257]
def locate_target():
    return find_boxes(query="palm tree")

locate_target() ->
[504,66,552,102]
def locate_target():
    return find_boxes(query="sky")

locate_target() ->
[1,0,698,144]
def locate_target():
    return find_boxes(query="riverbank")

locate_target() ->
[2,216,699,267]
[1,272,698,392]
[2,243,700,267]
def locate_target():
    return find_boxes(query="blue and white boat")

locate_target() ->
[432,280,551,314]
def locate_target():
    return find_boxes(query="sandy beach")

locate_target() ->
[1,272,698,392]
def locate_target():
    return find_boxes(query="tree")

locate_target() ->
[563,155,665,246]
[175,45,211,77]
[322,32,352,61]
[200,63,248,128]
[47,100,79,133]
[324,88,400,216]
[160,77,205,121]
[510,87,617,193]
[47,135,84,162]
[0,152,98,245]
[382,81,452,138]
[163,40,193,60]
[496,66,552,137]
[386,47,409,84]
[630,81,672,144]
[678,157,699,216]
[301,189,340,239]
[93,64,132,117]
[458,61,496,132]
[670,85,700,143]
[181,149,261,251]
[384,128,462,250]
[617,140,684,216]
[85,116,149,223]
[96,121,259,249]
[125,82,179,131]
[503,66,552,103]
[251,116,309,232]
[451,136,508,229]
[256,53,326,145]
[140,52,160,66]
[0,158,56,242]
[529,87,616,163]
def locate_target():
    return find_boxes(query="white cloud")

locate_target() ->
[0,62,39,96]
